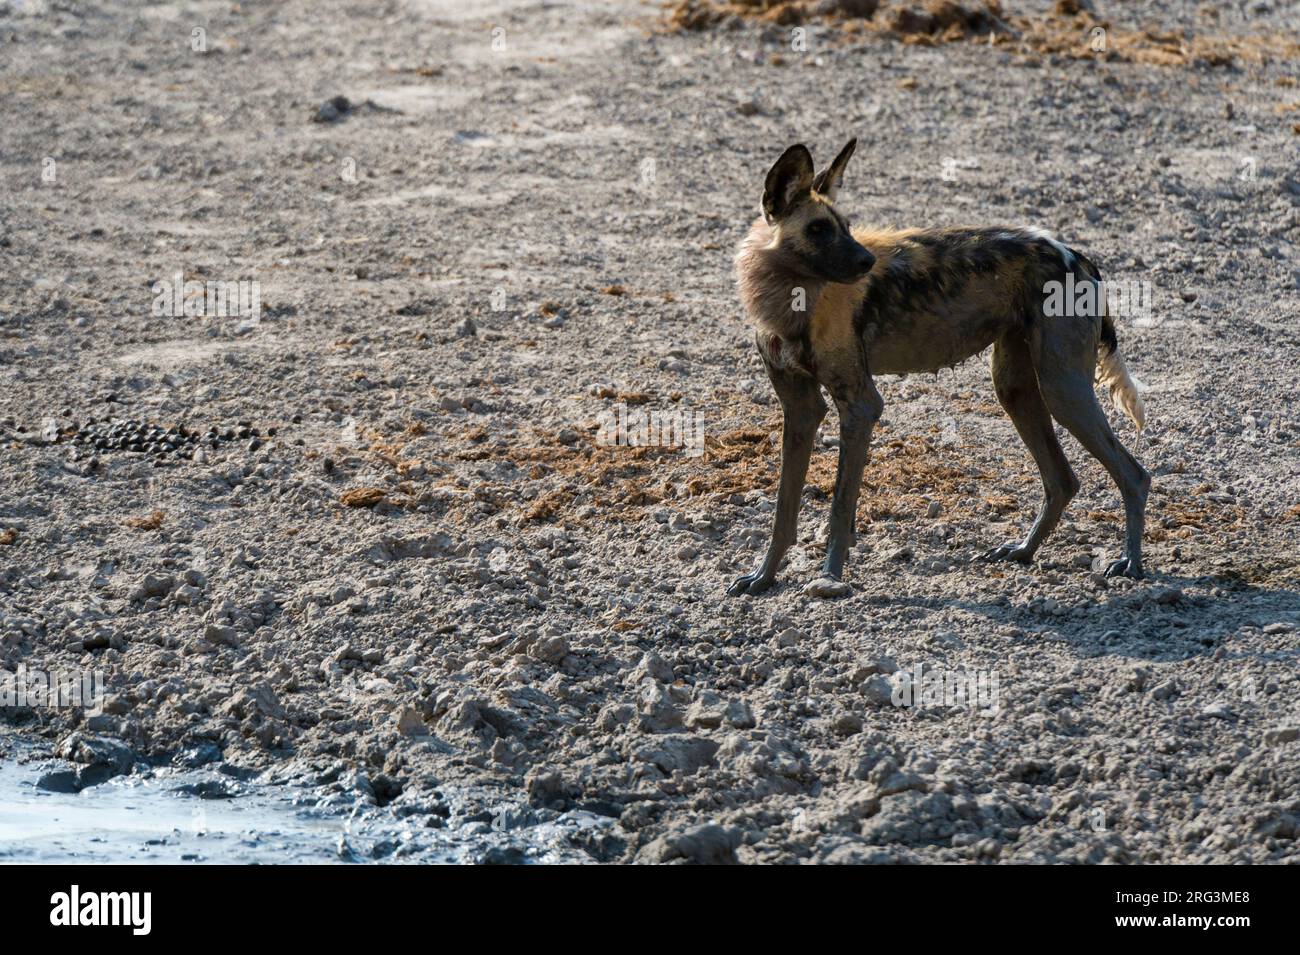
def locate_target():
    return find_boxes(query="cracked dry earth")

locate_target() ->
[1,0,1299,864]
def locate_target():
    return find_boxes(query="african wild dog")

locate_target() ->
[729,139,1149,597]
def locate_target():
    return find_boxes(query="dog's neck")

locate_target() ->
[735,217,825,341]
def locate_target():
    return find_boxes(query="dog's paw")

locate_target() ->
[1104,557,1144,579]
[803,577,852,599]
[727,571,775,597]
[980,543,1033,565]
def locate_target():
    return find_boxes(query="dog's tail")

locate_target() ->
[1073,250,1146,432]
[1096,316,1146,432]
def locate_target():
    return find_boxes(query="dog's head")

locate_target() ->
[760,139,876,284]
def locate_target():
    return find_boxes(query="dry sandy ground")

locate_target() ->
[1,0,1298,863]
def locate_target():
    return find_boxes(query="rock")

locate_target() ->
[1201,702,1236,721]
[637,682,684,732]
[775,627,805,647]
[527,633,568,664]
[1151,680,1179,701]
[478,845,526,865]
[684,691,726,729]
[850,657,898,683]
[81,632,111,651]
[133,573,174,601]
[1264,727,1299,745]
[393,706,426,736]
[172,583,201,605]
[635,734,720,774]
[627,651,674,686]
[219,682,284,721]
[833,712,864,735]
[36,770,80,793]
[313,95,352,123]
[1263,621,1293,634]
[724,699,756,729]
[332,642,361,663]
[173,779,239,799]
[173,743,222,768]
[803,577,852,598]
[859,790,956,845]
[596,701,636,732]
[928,631,964,650]
[863,675,894,706]
[524,769,571,807]
[54,733,135,788]
[1152,587,1183,605]
[637,823,741,865]
[203,623,239,647]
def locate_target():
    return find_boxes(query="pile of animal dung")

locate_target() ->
[664,0,1300,69]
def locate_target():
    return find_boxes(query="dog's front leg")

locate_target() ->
[727,362,826,597]
[821,382,883,582]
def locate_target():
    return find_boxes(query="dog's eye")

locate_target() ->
[807,221,831,239]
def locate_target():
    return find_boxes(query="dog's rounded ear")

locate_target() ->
[812,137,857,202]
[762,144,815,223]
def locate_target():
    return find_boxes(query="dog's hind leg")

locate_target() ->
[1037,368,1150,579]
[728,360,827,596]
[982,332,1079,565]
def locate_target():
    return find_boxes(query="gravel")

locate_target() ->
[0,0,1298,863]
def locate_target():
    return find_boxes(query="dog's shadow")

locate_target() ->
[851,568,1300,663]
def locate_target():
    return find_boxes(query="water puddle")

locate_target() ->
[0,741,611,864]
[0,759,343,863]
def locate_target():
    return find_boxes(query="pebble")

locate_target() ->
[637,824,741,865]
[528,633,568,664]
[863,675,894,706]
[1201,702,1236,721]
[775,627,805,648]
[803,577,852,598]
[313,95,352,122]
[833,713,864,735]
[394,707,427,737]
[1151,680,1179,701]
[203,624,239,647]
